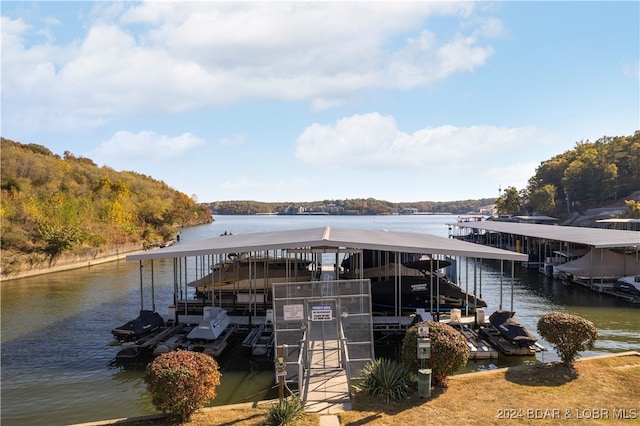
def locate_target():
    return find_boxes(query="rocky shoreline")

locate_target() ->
[0,243,144,282]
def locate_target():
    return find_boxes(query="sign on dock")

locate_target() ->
[311,305,332,321]
[283,304,304,321]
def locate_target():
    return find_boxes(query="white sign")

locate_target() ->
[311,305,333,321]
[283,304,304,321]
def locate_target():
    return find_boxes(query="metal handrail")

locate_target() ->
[297,330,307,391]
[339,321,352,394]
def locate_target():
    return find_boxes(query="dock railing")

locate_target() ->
[297,330,308,392]
[338,321,352,395]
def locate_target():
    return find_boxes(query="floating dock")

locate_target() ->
[477,326,545,356]
[452,324,498,359]
[113,325,184,363]
[113,320,238,364]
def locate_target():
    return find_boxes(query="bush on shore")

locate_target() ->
[401,321,469,386]
[537,312,598,365]
[145,350,221,422]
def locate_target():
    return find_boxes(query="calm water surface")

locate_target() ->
[2,215,638,425]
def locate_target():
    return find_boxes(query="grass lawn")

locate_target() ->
[119,353,639,425]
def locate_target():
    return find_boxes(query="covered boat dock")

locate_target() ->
[126,226,529,318]
[125,226,529,410]
[449,220,640,300]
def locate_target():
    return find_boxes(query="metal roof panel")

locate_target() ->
[126,226,528,261]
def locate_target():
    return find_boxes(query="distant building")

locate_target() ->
[398,208,419,215]
[512,215,559,225]
[480,204,497,215]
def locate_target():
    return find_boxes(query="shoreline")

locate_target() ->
[69,351,640,426]
[0,243,145,282]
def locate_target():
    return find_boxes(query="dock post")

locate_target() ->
[417,326,432,398]
[275,345,286,400]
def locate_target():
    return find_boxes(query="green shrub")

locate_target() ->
[145,350,221,422]
[537,312,598,365]
[265,396,305,426]
[359,358,410,403]
[401,321,469,386]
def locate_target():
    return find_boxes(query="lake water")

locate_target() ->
[2,215,639,425]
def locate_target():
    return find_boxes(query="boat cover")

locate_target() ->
[112,310,164,342]
[372,275,487,311]
[187,307,230,341]
[555,248,639,279]
[613,276,640,295]
[489,310,537,347]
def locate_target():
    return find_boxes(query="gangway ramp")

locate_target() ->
[271,279,374,414]
[302,321,351,414]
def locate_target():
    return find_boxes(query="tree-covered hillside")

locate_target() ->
[1,138,212,276]
[3,131,637,277]
[209,198,497,216]
[495,132,640,217]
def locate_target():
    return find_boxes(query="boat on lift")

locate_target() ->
[478,310,541,356]
[613,275,640,296]
[111,310,165,342]
[187,306,231,341]
[345,253,486,312]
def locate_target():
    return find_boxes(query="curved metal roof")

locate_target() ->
[126,226,529,262]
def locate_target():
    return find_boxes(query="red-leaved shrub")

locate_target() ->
[145,350,221,422]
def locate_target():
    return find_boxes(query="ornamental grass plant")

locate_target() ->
[265,395,305,426]
[358,358,411,403]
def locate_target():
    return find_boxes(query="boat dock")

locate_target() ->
[113,317,239,364]
[188,323,237,357]
[449,220,640,304]
[441,310,498,359]
[113,325,184,363]
[453,324,498,359]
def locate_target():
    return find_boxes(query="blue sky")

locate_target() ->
[2,1,638,203]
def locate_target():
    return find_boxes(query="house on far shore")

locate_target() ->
[596,218,640,231]
[512,215,560,225]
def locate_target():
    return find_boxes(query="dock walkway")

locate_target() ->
[302,321,351,414]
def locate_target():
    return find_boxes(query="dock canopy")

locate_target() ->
[126,227,528,262]
[449,222,640,249]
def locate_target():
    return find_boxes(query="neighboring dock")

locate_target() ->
[449,219,640,304]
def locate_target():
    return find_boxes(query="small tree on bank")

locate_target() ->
[537,312,598,366]
[145,350,221,422]
[401,321,469,387]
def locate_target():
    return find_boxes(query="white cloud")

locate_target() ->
[92,130,205,168]
[2,2,501,134]
[486,161,540,192]
[622,60,640,80]
[220,134,246,147]
[294,113,563,178]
